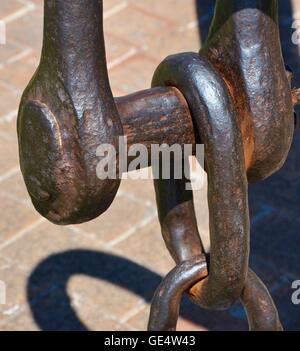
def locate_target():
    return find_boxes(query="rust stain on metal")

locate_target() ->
[17,0,296,331]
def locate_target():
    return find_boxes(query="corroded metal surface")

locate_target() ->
[148,258,282,331]
[153,53,250,310]
[202,0,294,181]
[17,0,298,331]
[17,0,195,225]
[18,0,122,225]
[151,0,296,328]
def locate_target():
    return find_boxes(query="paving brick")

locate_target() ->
[129,0,198,26]
[0,221,161,330]
[0,51,39,91]
[76,193,155,243]
[0,134,19,176]
[29,0,43,7]
[147,26,201,61]
[76,309,132,331]
[104,32,137,68]
[0,257,30,321]
[177,318,207,331]
[0,310,41,331]
[0,113,18,140]
[0,221,104,274]
[66,274,145,325]
[6,7,43,52]
[0,222,105,326]
[118,178,156,203]
[103,0,126,14]
[0,83,19,116]
[193,174,210,252]
[21,287,133,331]
[0,192,40,245]
[0,41,27,65]
[126,305,149,330]
[109,54,159,94]
[0,170,32,208]
[114,218,174,275]
[0,1,24,19]
[104,5,172,49]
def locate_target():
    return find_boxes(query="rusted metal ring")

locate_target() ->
[152,52,250,310]
[240,270,283,331]
[148,258,282,331]
[148,256,207,331]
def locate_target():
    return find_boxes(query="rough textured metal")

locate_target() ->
[17,1,194,225]
[17,0,298,331]
[18,0,122,225]
[153,53,250,310]
[202,0,294,181]
[148,257,282,331]
[116,87,195,157]
[148,256,208,331]
[151,0,295,322]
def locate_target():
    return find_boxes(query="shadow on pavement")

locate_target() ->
[27,250,246,331]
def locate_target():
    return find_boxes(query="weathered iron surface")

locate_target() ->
[153,53,250,310]
[151,0,295,327]
[148,258,282,331]
[18,0,123,225]
[17,0,298,331]
[148,256,208,331]
[116,87,195,158]
[240,270,283,331]
[17,1,194,225]
[202,0,294,181]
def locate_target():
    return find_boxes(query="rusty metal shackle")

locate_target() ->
[17,0,195,225]
[153,53,250,310]
[151,0,296,325]
[18,0,123,224]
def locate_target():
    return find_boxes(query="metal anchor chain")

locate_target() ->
[17,0,300,331]
[150,0,297,330]
[148,257,282,331]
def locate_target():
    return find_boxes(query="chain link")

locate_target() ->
[148,0,295,331]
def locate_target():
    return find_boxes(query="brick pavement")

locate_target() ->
[0,0,299,331]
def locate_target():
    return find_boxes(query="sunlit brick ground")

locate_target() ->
[0,0,299,331]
